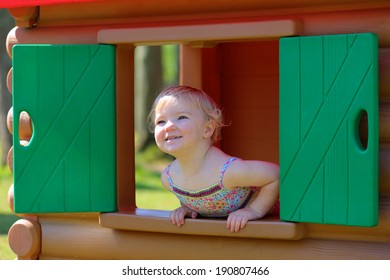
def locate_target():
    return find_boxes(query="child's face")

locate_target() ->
[154,96,211,157]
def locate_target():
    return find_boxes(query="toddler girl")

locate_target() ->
[148,86,279,232]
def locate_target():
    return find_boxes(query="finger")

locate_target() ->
[170,210,181,226]
[233,217,248,233]
[226,214,233,229]
[177,211,185,225]
[170,211,177,225]
[233,218,242,232]
[190,211,198,219]
[238,218,248,232]
[172,209,186,226]
[228,215,239,232]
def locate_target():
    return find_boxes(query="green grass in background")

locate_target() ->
[135,144,179,210]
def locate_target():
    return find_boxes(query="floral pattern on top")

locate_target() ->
[166,157,256,217]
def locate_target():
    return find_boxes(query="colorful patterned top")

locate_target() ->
[165,157,257,217]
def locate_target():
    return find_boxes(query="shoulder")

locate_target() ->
[160,173,170,190]
[206,147,232,173]
[160,162,174,190]
[207,146,231,163]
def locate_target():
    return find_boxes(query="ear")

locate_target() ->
[203,120,216,139]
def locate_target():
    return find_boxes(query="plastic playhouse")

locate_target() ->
[0,0,389,259]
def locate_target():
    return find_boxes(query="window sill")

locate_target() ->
[99,209,306,240]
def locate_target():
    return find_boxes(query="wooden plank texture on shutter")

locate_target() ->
[279,33,378,226]
[12,44,116,213]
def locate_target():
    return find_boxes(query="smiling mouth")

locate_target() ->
[165,136,182,141]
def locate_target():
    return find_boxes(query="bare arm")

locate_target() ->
[223,159,280,190]
[223,160,280,232]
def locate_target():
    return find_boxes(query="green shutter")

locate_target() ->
[12,44,117,213]
[279,33,378,226]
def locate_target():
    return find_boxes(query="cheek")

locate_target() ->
[154,127,164,142]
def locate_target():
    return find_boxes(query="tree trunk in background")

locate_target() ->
[134,46,163,151]
[0,9,14,166]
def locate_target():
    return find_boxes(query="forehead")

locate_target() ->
[155,95,197,113]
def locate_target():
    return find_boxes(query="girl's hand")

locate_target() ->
[170,206,198,227]
[226,207,262,232]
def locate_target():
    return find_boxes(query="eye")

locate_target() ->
[178,115,188,120]
[156,120,166,126]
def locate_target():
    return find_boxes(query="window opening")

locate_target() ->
[133,41,280,211]
[134,44,180,210]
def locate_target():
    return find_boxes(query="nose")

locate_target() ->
[164,120,176,131]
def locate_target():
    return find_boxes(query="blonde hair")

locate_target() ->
[148,86,227,143]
